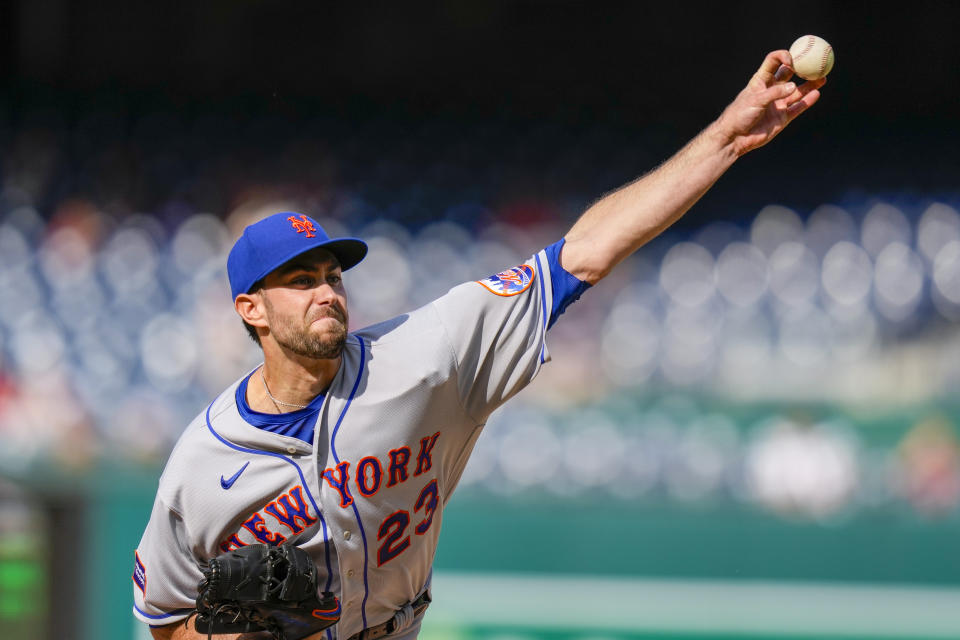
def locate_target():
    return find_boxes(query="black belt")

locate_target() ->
[347,589,432,640]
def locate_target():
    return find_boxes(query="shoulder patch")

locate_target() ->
[476,264,535,296]
[133,551,146,594]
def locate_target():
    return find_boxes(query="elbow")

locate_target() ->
[563,254,610,285]
[560,237,612,284]
[572,259,609,285]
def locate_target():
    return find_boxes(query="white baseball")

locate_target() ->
[788,35,835,80]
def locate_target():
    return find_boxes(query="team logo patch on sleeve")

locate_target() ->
[133,552,146,594]
[477,264,535,296]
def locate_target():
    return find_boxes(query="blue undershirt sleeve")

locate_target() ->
[544,238,591,330]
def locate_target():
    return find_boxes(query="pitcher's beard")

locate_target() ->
[266,301,349,360]
[279,325,346,359]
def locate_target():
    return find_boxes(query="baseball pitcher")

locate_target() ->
[133,51,824,639]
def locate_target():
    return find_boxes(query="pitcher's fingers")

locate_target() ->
[773,64,794,83]
[755,50,792,84]
[784,76,827,104]
[756,81,797,107]
[786,88,822,121]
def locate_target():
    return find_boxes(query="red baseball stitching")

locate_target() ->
[820,45,833,74]
[794,37,830,76]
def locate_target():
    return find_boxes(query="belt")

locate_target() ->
[346,589,432,640]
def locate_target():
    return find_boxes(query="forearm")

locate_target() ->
[150,618,323,640]
[149,618,210,640]
[560,49,823,285]
[561,119,738,283]
[149,619,195,640]
[149,618,269,640]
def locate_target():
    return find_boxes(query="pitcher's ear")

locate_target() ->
[235,291,267,329]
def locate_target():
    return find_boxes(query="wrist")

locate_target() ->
[702,119,741,164]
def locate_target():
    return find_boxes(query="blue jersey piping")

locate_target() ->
[133,604,192,620]
[203,399,334,593]
[328,334,371,629]
[534,252,548,363]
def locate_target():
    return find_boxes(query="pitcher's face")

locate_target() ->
[260,248,349,359]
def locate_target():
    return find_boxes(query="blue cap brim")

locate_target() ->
[242,237,368,294]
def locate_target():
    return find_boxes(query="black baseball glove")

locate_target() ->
[191,543,340,640]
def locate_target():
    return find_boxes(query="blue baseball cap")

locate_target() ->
[227,212,368,300]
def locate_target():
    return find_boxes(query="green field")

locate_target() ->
[421,573,960,639]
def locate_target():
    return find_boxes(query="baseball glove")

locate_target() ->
[191,543,341,640]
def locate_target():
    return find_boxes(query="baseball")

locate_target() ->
[788,35,835,80]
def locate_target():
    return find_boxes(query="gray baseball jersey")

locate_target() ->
[133,248,569,638]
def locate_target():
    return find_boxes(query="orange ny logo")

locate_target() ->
[498,270,523,285]
[288,215,317,238]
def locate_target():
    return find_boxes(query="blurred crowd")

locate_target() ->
[1,102,959,520]
[463,398,960,521]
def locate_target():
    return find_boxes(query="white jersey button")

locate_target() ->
[286,446,297,454]
[343,530,352,540]
[347,569,355,577]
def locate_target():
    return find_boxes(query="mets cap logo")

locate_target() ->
[477,264,535,296]
[288,215,317,238]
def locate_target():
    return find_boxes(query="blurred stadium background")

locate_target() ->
[1,2,960,639]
